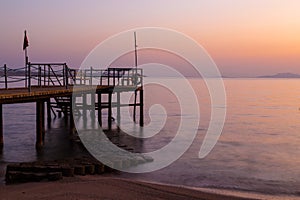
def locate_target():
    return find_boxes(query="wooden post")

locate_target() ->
[42,101,45,141]
[38,65,41,87]
[0,104,3,148]
[97,92,102,126]
[90,67,93,85]
[82,93,87,117]
[4,64,8,89]
[82,93,87,129]
[69,96,75,134]
[24,43,29,88]
[133,90,137,122]
[113,69,116,86]
[84,70,87,85]
[46,99,51,128]
[48,65,50,86]
[134,32,138,68]
[139,88,144,126]
[108,92,112,130]
[108,68,110,86]
[25,63,27,87]
[62,65,65,87]
[64,97,69,123]
[65,64,68,89]
[43,65,46,86]
[36,101,44,149]
[28,62,31,92]
[91,92,95,116]
[117,91,121,127]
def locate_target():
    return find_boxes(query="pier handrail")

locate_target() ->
[0,64,27,89]
[75,67,143,87]
[0,63,76,91]
[0,64,143,91]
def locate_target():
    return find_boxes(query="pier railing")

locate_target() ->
[0,63,76,91]
[27,63,76,90]
[75,67,143,87]
[0,64,143,91]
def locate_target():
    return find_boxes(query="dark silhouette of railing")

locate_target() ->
[75,67,143,87]
[0,63,76,91]
[0,65,27,89]
[27,63,76,91]
[0,64,143,91]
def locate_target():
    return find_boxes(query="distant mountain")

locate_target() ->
[257,73,300,78]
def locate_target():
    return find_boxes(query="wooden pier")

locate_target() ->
[0,63,144,149]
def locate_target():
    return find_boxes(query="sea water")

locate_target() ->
[0,78,299,196]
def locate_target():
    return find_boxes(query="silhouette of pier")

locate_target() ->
[0,63,144,149]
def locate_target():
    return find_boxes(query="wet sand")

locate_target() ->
[0,176,299,200]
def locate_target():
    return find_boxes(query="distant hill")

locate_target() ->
[257,73,300,78]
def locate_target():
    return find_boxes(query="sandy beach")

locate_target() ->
[0,176,298,200]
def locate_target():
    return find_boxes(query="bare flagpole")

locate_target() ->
[134,31,138,68]
[133,31,138,122]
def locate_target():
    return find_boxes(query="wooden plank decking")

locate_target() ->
[0,85,140,104]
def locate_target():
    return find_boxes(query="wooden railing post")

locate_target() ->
[43,65,46,86]
[65,64,68,89]
[113,68,116,86]
[4,64,8,89]
[100,69,103,85]
[25,63,27,87]
[28,62,31,92]
[83,70,86,85]
[38,65,42,87]
[90,66,93,85]
[140,69,143,87]
[48,65,50,86]
[80,70,83,85]
[62,64,65,87]
[108,68,110,86]
[108,91,112,130]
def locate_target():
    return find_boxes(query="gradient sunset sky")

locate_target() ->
[0,0,299,77]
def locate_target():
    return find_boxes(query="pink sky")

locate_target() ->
[0,0,299,77]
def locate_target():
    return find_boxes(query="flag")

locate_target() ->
[23,30,29,50]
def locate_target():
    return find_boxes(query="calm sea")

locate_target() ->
[0,78,300,196]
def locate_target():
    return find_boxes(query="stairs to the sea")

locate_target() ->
[50,96,81,118]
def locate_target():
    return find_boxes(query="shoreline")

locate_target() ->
[0,175,299,200]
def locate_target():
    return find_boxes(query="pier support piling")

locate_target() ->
[133,90,137,122]
[36,100,45,149]
[42,101,45,141]
[0,104,3,148]
[117,91,121,128]
[97,93,102,127]
[69,96,75,134]
[46,99,51,122]
[139,88,144,126]
[108,92,112,130]
[90,93,96,129]
[82,93,87,129]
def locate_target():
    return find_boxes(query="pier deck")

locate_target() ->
[0,85,139,104]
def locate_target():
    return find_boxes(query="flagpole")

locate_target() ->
[25,48,28,65]
[25,47,27,87]
[24,30,29,87]
[133,31,138,122]
[24,30,29,65]
[134,31,138,68]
